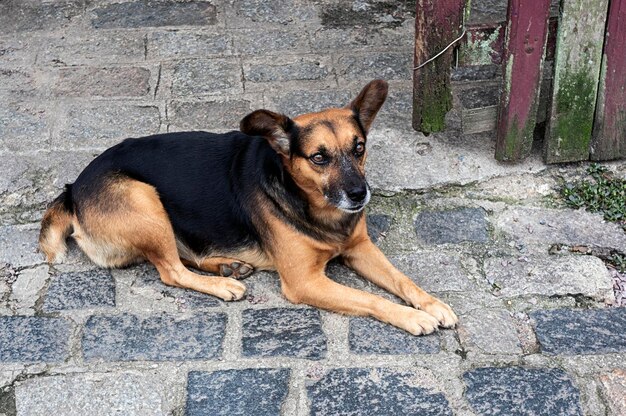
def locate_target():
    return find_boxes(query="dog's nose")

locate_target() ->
[347,185,367,203]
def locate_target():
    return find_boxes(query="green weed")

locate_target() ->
[561,164,626,230]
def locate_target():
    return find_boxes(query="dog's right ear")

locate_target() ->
[240,110,295,156]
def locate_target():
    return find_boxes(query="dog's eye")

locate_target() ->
[310,153,328,165]
[354,142,365,156]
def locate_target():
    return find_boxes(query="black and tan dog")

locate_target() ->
[39,80,457,335]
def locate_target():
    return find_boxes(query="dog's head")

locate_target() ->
[240,80,388,213]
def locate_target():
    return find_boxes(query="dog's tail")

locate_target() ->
[39,185,74,263]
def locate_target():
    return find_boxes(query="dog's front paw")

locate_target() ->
[215,278,247,301]
[393,307,440,336]
[420,297,458,328]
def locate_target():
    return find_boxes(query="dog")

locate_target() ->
[39,80,457,335]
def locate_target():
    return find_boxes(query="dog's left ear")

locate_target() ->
[347,79,388,134]
[240,109,295,156]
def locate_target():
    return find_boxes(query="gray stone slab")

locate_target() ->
[82,312,226,361]
[0,224,42,268]
[366,214,391,244]
[44,269,115,312]
[337,52,412,81]
[0,384,15,416]
[244,56,333,86]
[167,99,251,131]
[484,255,614,301]
[307,368,452,416]
[464,367,583,415]
[0,34,38,66]
[39,32,146,65]
[349,317,440,354]
[493,207,626,251]
[467,0,508,25]
[91,1,218,28]
[233,28,309,55]
[391,251,480,293]
[311,24,413,52]
[457,309,522,355]
[265,89,352,117]
[10,265,49,314]
[170,59,242,96]
[319,0,414,29]
[0,316,71,363]
[364,127,546,192]
[147,31,231,59]
[57,103,160,149]
[0,68,37,99]
[186,369,290,416]
[52,67,152,98]
[415,207,489,245]
[600,369,626,416]
[0,0,84,32]
[227,0,319,26]
[375,90,413,127]
[530,308,626,355]
[242,308,327,359]
[0,102,50,152]
[15,372,167,416]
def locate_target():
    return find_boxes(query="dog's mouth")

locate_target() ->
[331,185,371,214]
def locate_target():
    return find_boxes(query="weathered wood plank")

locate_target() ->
[591,0,626,161]
[545,0,610,163]
[495,0,552,162]
[412,0,464,134]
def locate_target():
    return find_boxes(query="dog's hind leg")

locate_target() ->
[75,177,247,301]
[181,257,255,280]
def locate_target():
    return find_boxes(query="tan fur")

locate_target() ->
[39,198,73,263]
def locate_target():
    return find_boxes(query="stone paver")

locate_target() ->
[494,207,626,250]
[44,269,115,312]
[349,317,440,354]
[530,308,626,355]
[91,1,218,28]
[242,308,326,360]
[366,214,391,244]
[186,369,290,416]
[464,367,583,415]
[307,368,452,416]
[0,316,71,363]
[484,254,614,300]
[170,59,242,96]
[600,369,626,416]
[82,313,226,361]
[414,207,489,245]
[0,225,41,268]
[52,67,152,98]
[9,265,48,314]
[57,103,160,149]
[15,372,167,416]
[457,309,522,355]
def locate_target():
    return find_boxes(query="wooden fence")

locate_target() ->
[413,0,626,163]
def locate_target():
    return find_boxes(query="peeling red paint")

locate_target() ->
[495,0,552,161]
[592,0,626,160]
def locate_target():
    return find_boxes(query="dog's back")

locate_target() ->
[40,130,280,264]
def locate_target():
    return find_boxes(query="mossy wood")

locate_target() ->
[495,0,552,162]
[412,0,464,134]
[545,0,609,163]
[591,0,626,161]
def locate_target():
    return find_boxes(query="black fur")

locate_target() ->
[69,131,360,256]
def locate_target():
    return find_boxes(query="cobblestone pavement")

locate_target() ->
[1,1,626,415]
